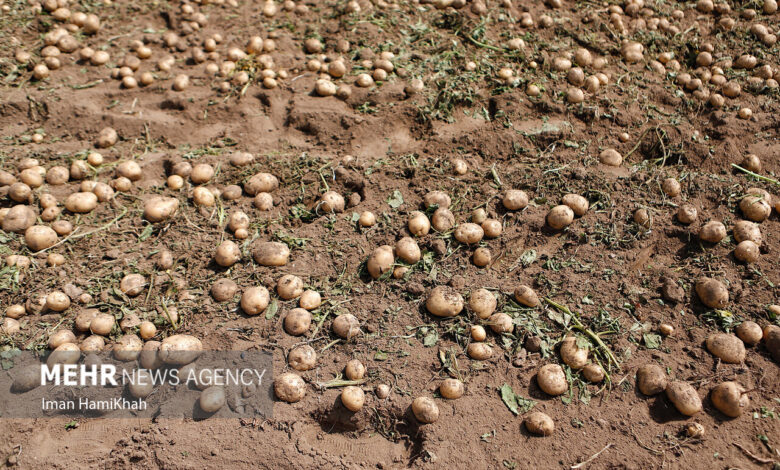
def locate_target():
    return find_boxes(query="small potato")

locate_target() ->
[332,314,360,339]
[157,249,174,270]
[481,219,502,238]
[192,187,216,206]
[358,211,376,227]
[288,345,317,371]
[710,381,749,418]
[408,211,431,236]
[319,191,345,213]
[559,336,588,369]
[46,343,81,367]
[467,342,493,360]
[190,163,214,184]
[46,291,71,312]
[341,386,365,412]
[254,192,273,210]
[411,396,439,424]
[367,245,394,279]
[139,321,157,340]
[489,312,513,334]
[471,325,487,341]
[159,334,203,365]
[705,333,745,363]
[275,373,306,402]
[277,274,304,300]
[92,182,114,202]
[599,148,622,166]
[199,386,226,413]
[284,308,312,336]
[5,304,26,319]
[733,220,762,244]
[454,223,484,244]
[695,278,728,309]
[661,178,681,197]
[299,290,322,310]
[582,363,605,383]
[637,364,667,395]
[431,208,455,232]
[677,204,698,225]
[666,381,702,416]
[735,321,762,346]
[439,378,464,399]
[659,323,674,336]
[524,411,554,436]
[48,329,77,349]
[113,334,143,361]
[345,359,366,380]
[514,285,540,307]
[426,286,464,317]
[211,279,238,302]
[375,384,391,399]
[139,341,162,369]
[537,364,567,396]
[734,240,759,263]
[144,197,179,222]
[424,191,451,209]
[546,205,574,230]
[96,127,118,148]
[90,313,115,336]
[1,318,21,335]
[503,190,529,210]
[25,225,58,251]
[252,241,290,266]
[469,288,496,319]
[228,211,250,232]
[120,274,146,297]
[699,220,726,243]
[215,240,241,267]
[244,172,279,195]
[562,194,588,216]
[240,286,270,315]
[472,247,491,267]
[167,175,184,190]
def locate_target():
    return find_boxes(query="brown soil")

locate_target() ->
[1,0,780,468]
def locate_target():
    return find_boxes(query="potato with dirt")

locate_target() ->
[252,241,290,266]
[710,382,749,418]
[636,364,667,395]
[705,333,746,363]
[695,278,728,308]
[412,397,439,424]
[159,334,202,365]
[275,373,306,403]
[426,286,464,317]
[144,196,179,222]
[524,412,554,436]
[469,288,497,319]
[666,381,702,416]
[537,364,567,396]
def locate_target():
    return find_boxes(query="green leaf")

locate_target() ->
[374,351,388,361]
[422,330,438,347]
[519,249,537,266]
[138,224,154,242]
[499,383,535,415]
[643,333,662,349]
[265,300,279,320]
[387,190,404,209]
[350,212,360,222]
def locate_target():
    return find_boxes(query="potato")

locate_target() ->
[426,286,464,317]
[341,386,365,411]
[358,211,376,227]
[90,313,115,336]
[559,336,588,369]
[375,384,391,399]
[695,278,728,309]
[288,344,317,371]
[199,386,226,413]
[9,182,32,203]
[673,204,697,224]
[211,278,238,302]
[411,396,439,424]
[95,127,118,148]
[92,182,114,202]
[44,290,69,312]
[120,273,146,297]
[503,190,529,210]
[423,191,451,209]
[733,220,762,244]
[139,321,156,340]
[80,335,105,352]
[395,237,421,263]
[562,194,588,216]
[367,245,394,279]
[190,163,214,184]
[705,333,745,363]
[299,290,321,310]
[319,191,345,213]
[240,286,270,315]
[710,381,748,418]
[686,422,705,438]
[332,313,360,339]
[12,365,41,392]
[599,148,622,166]
[252,241,290,266]
[25,225,58,251]
[439,378,464,399]
[489,312,513,334]
[274,373,306,402]
[1,318,21,335]
[699,221,726,243]
[345,359,366,380]
[524,412,554,436]
[51,220,73,236]
[514,285,540,307]
[2,205,36,233]
[113,334,143,361]
[481,219,502,238]
[454,223,484,244]
[636,364,667,395]
[734,240,759,263]
[765,326,780,362]
[48,329,77,349]
[546,205,574,230]
[469,288,497,319]
[115,161,141,182]
[228,211,250,232]
[120,313,141,332]
[734,321,762,346]
[432,208,455,232]
[230,151,254,167]
[582,363,605,383]
[144,196,179,222]
[5,304,26,319]
[244,172,279,195]
[215,240,241,267]
[659,323,674,336]
[665,381,702,416]
[139,341,162,369]
[277,274,304,300]
[159,334,203,365]
[467,342,493,360]
[537,364,567,396]
[740,195,771,222]
[284,308,312,336]
[408,211,431,237]
[661,178,681,197]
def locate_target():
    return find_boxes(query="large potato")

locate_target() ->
[705,333,745,363]
[546,205,574,230]
[90,313,115,335]
[710,381,749,418]
[765,326,780,362]
[426,286,464,317]
[735,321,762,346]
[411,396,439,424]
[454,223,484,244]
[367,245,394,279]
[240,286,270,315]
[469,288,497,319]
[695,278,728,309]
[332,314,360,339]
[64,192,98,213]
[252,241,290,266]
[636,364,667,395]
[120,273,146,297]
[2,205,36,233]
[665,381,702,416]
[274,373,305,402]
[284,308,312,336]
[288,345,317,371]
[395,237,421,264]
[48,329,76,349]
[277,274,304,300]
[537,364,567,396]
[524,411,554,436]
[424,191,451,209]
[559,336,588,369]
[244,172,279,195]
[113,334,143,361]
[25,225,58,251]
[159,334,203,365]
[144,196,179,222]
